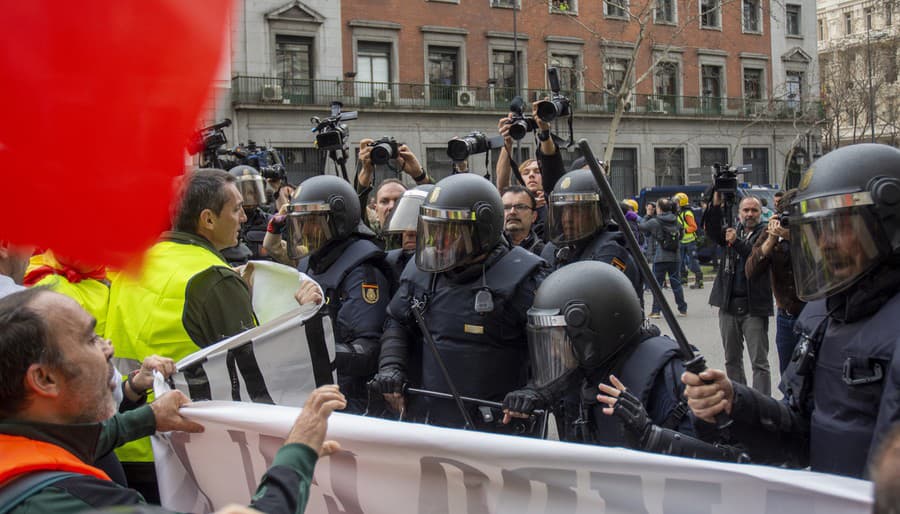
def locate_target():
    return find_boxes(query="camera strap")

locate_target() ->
[508,154,526,187]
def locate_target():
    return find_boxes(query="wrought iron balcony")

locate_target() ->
[232,75,823,121]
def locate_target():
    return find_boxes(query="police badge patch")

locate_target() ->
[362,283,379,304]
[611,257,627,272]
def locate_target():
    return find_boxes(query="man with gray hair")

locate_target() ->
[703,194,773,395]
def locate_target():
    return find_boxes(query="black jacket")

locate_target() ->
[703,205,773,317]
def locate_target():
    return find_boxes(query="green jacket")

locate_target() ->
[0,407,318,514]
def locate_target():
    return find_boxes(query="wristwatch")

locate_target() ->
[537,130,551,142]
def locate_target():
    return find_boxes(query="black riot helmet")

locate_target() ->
[228,165,267,209]
[790,144,900,301]
[286,175,360,259]
[416,174,504,272]
[547,168,608,245]
[527,261,643,388]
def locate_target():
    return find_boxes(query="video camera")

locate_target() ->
[536,67,571,122]
[367,136,400,166]
[187,118,231,161]
[711,162,752,201]
[507,96,538,140]
[446,131,505,161]
[311,101,358,152]
[234,140,286,182]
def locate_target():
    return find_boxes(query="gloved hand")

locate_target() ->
[501,387,551,425]
[368,367,407,395]
[610,388,653,443]
[334,341,377,377]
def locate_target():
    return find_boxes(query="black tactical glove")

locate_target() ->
[502,387,550,416]
[334,340,378,377]
[611,388,653,444]
[368,367,407,395]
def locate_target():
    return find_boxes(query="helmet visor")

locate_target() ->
[286,211,332,259]
[548,194,602,244]
[526,308,579,388]
[237,176,267,208]
[790,200,884,301]
[383,190,428,233]
[416,217,475,272]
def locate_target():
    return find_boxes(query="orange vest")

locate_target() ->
[0,433,111,486]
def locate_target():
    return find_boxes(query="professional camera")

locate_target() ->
[536,67,571,122]
[232,140,287,182]
[311,101,358,152]
[367,136,400,166]
[446,131,506,161]
[507,96,537,140]
[187,118,232,165]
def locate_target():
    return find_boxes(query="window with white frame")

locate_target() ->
[845,12,853,34]
[786,4,802,36]
[490,0,519,7]
[656,0,675,23]
[550,54,580,95]
[551,0,575,13]
[701,0,721,28]
[743,68,763,99]
[605,0,628,18]
[604,57,632,92]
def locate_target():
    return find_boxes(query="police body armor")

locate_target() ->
[241,207,271,261]
[385,248,413,290]
[581,335,688,445]
[787,291,900,477]
[391,246,544,429]
[541,226,642,299]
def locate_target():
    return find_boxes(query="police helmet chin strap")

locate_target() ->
[474,264,494,314]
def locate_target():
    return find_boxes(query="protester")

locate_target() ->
[703,194,773,395]
[0,287,345,513]
[673,192,703,289]
[501,185,545,256]
[639,198,688,317]
[683,144,900,479]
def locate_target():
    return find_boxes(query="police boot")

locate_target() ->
[690,272,704,289]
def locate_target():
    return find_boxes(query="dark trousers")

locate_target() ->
[775,309,801,374]
[652,261,687,313]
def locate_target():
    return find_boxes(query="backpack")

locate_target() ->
[659,221,682,252]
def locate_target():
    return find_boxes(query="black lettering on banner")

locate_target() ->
[228,430,260,498]
[322,451,364,514]
[226,343,275,404]
[182,364,212,401]
[418,457,491,514]
[590,471,650,514]
[305,313,335,387]
[496,467,577,513]
[663,478,721,514]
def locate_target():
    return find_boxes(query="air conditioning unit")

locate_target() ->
[374,88,392,104]
[751,101,769,116]
[647,98,667,113]
[457,89,476,107]
[261,84,283,102]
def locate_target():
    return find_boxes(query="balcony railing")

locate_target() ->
[232,76,823,120]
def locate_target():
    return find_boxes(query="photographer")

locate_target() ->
[703,193,773,396]
[745,189,804,374]
[356,138,431,234]
[496,115,547,241]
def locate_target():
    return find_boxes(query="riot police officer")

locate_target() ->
[370,173,549,432]
[286,175,393,414]
[540,168,642,299]
[381,185,434,284]
[221,165,272,266]
[683,144,900,479]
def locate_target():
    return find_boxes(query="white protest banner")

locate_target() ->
[152,400,873,514]
[244,260,322,324]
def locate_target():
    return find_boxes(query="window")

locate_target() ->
[490,0,519,7]
[605,58,631,92]
[428,46,459,106]
[743,0,760,32]
[605,0,628,18]
[786,71,803,108]
[786,5,801,36]
[551,0,574,12]
[276,147,325,185]
[887,3,893,26]
[653,62,678,113]
[865,7,873,30]
[700,148,729,169]
[356,42,391,100]
[743,68,763,100]
[492,50,519,103]
[742,148,769,185]
[701,65,723,114]
[550,54,579,95]
[276,35,313,100]
[654,148,685,186]
[701,0,720,28]
[818,19,824,40]
[426,147,455,182]
[656,0,675,23]
[845,12,853,34]
[609,148,638,199]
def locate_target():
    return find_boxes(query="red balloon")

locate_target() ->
[0,1,232,268]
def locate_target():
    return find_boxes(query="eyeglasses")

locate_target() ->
[503,204,533,212]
